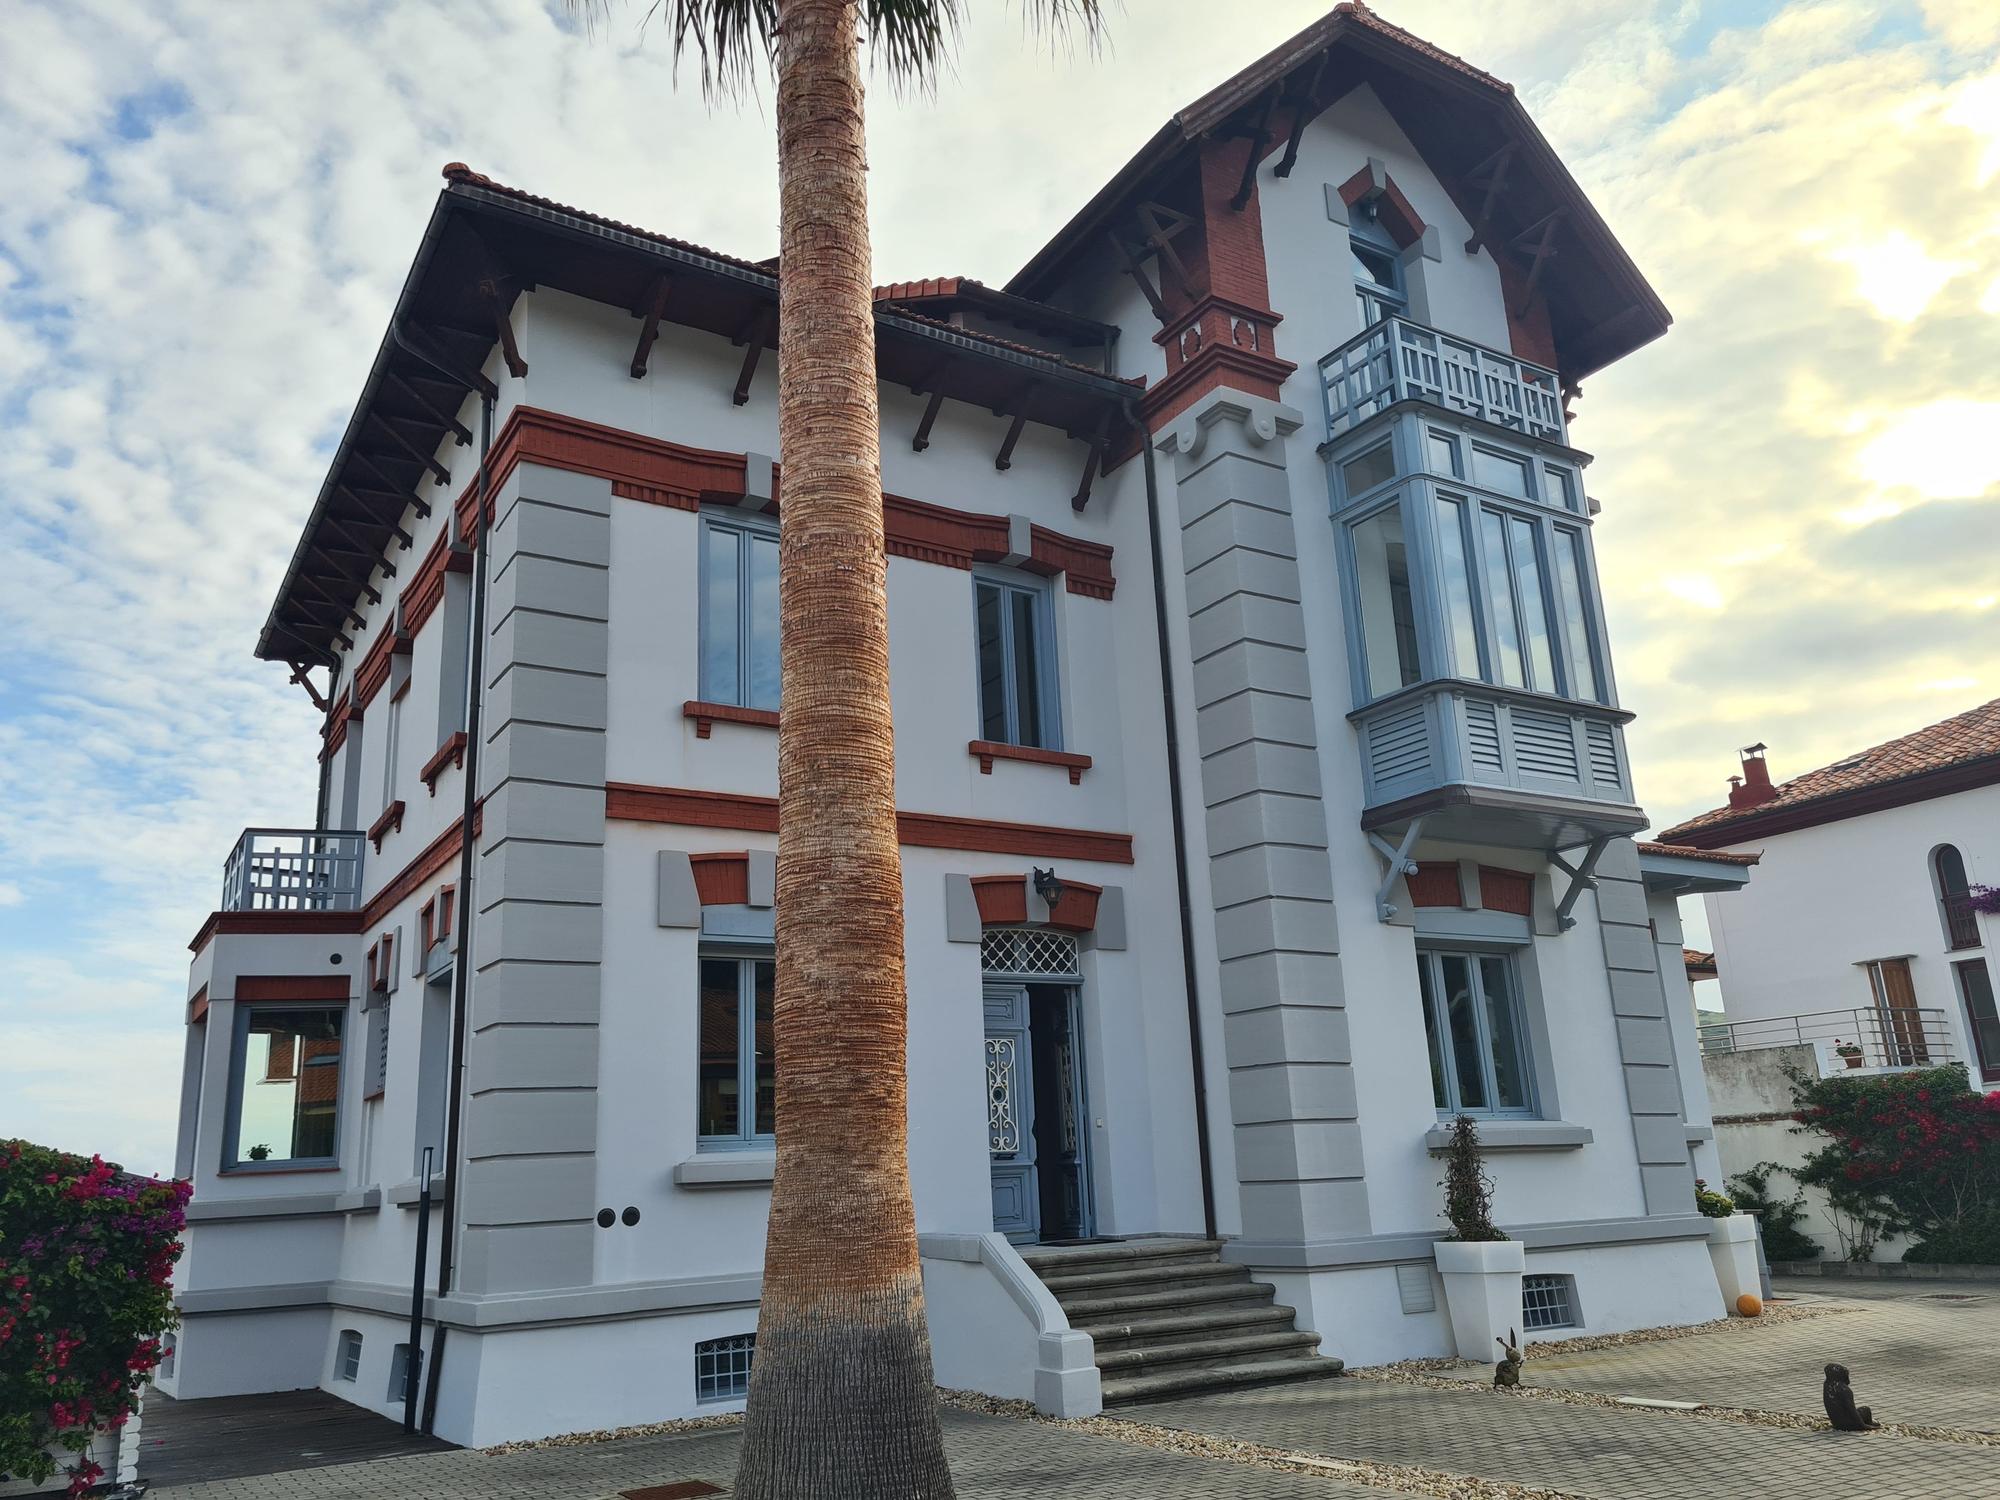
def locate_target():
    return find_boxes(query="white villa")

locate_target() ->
[162,4,1752,1446]
[1665,704,2000,1084]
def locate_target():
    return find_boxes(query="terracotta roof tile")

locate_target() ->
[1637,842,1761,867]
[1333,2,1513,95]
[1683,948,1718,978]
[1659,697,2000,843]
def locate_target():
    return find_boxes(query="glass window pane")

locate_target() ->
[1010,590,1046,749]
[1341,443,1396,498]
[701,524,741,706]
[1507,516,1557,692]
[1418,956,1449,1109]
[746,532,781,711]
[1441,955,1487,1111]
[1350,508,1421,697]
[698,959,741,1137]
[1478,956,1531,1110]
[1351,243,1397,289]
[1553,529,1603,702]
[975,583,1009,741]
[235,1007,343,1164]
[1472,446,1532,500]
[1427,432,1460,476]
[1479,510,1525,687]
[1434,498,1482,679]
[1543,464,1579,511]
[751,960,776,1138]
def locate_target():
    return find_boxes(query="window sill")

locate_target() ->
[1424,1120,1592,1153]
[685,700,780,739]
[968,740,1092,784]
[673,1152,776,1188]
[367,800,406,852]
[419,732,467,796]
[219,1163,343,1176]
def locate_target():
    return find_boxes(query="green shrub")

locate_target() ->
[1,1141,189,1495]
[1437,1115,1506,1242]
[1906,1206,2000,1265]
[1790,1065,2000,1257]
[1693,1178,1736,1218]
[1727,1162,1821,1262]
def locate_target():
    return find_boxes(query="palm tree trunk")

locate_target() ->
[733,2,956,1495]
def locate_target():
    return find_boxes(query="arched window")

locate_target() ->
[1934,845,1979,951]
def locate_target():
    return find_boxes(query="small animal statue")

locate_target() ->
[1493,1329,1523,1388]
[1822,1363,1878,1432]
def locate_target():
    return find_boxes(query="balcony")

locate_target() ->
[221,828,365,913]
[1699,1006,1956,1070]
[1352,681,1644,849]
[1320,316,1566,446]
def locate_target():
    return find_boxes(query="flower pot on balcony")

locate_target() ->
[1433,1238,1526,1361]
[1841,1053,1864,1069]
[1706,1213,1761,1312]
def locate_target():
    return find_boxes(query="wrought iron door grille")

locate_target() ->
[695,1333,756,1401]
[1521,1273,1577,1330]
[980,927,1081,980]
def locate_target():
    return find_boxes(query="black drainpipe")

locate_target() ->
[1131,403,1218,1241]
[391,320,496,1437]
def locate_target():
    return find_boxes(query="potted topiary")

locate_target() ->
[1695,1178,1760,1312]
[1431,1115,1526,1361]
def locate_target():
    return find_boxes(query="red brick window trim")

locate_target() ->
[684,701,781,739]
[968,741,1092,785]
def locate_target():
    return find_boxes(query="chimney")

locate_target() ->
[1727,743,1778,810]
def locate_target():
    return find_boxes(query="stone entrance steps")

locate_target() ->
[1022,1238,1343,1406]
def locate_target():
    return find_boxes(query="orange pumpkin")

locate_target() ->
[1736,1293,1764,1317]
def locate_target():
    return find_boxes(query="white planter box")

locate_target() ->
[1707,1213,1761,1310]
[1434,1238,1526,1360]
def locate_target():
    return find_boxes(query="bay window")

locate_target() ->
[225,1005,344,1169]
[1337,425,1611,709]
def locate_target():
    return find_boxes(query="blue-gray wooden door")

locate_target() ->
[984,983,1037,1242]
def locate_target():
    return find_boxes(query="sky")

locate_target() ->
[2,0,1997,1177]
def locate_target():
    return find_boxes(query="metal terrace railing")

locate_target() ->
[1320,315,1566,444]
[221,828,366,913]
[1698,1006,1956,1070]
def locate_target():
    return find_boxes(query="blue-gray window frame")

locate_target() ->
[1330,417,1614,712]
[698,508,781,711]
[972,568,1063,751]
[220,1001,347,1172]
[696,947,776,1151]
[1416,945,1540,1119]
[1349,202,1408,330]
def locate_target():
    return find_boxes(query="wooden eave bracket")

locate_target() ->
[1273,51,1330,179]
[1510,209,1565,317]
[1229,87,1282,211]
[1462,143,1517,256]
[385,371,473,447]
[1369,817,1426,922]
[732,305,775,406]
[995,380,1043,471]
[1071,408,1113,512]
[630,274,673,379]
[1549,835,1612,931]
[286,661,333,713]
[912,388,947,452]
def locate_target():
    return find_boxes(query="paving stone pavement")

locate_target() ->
[149,1406,1388,1500]
[1132,1375,2000,1500]
[1517,1280,2000,1431]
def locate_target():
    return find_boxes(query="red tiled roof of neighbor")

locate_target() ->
[1659,697,2000,845]
[440,166,1132,387]
[874,277,969,302]
[1683,948,1718,979]
[1637,842,1761,867]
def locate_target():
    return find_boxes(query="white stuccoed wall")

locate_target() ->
[1701,784,1999,1079]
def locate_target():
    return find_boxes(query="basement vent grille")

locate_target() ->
[1395,1262,1437,1315]
[695,1333,757,1403]
[1522,1273,1578,1331]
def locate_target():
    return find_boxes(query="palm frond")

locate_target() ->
[568,0,1107,97]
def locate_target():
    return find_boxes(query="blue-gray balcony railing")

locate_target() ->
[221,828,366,913]
[1353,680,1635,819]
[1321,316,1566,445]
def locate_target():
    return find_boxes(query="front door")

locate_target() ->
[1031,988,1091,1242]
[985,984,1037,1241]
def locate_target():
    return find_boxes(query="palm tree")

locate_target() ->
[571,3,1104,1495]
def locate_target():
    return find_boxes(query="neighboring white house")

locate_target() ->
[162,4,1749,1447]
[1662,703,2000,1087]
